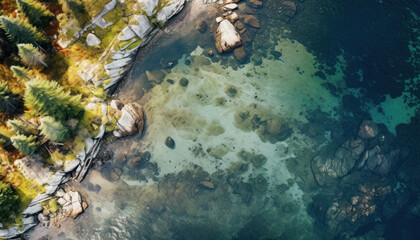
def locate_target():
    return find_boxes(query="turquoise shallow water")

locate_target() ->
[30,0,420,239]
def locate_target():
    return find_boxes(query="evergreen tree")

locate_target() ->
[10,134,38,155]
[0,81,24,116]
[10,65,31,83]
[0,16,48,45]
[0,133,15,152]
[39,116,69,142]
[0,181,20,222]
[16,0,54,28]
[24,79,84,121]
[17,43,47,67]
[7,118,37,136]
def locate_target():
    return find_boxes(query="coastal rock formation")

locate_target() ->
[157,0,185,23]
[113,103,144,138]
[311,180,392,237]
[311,138,365,186]
[58,191,87,219]
[118,14,153,41]
[215,20,242,53]
[357,146,399,175]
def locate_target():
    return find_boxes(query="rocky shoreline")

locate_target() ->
[0,0,186,238]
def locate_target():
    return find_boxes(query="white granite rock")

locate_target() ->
[223,3,238,10]
[57,198,67,206]
[22,204,43,215]
[86,33,101,46]
[156,0,185,23]
[130,15,153,39]
[141,0,159,16]
[215,19,242,53]
[226,12,239,22]
[105,57,133,70]
[118,26,136,41]
[111,100,124,110]
[113,103,144,138]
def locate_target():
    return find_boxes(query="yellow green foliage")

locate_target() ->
[80,0,110,18]
[126,38,143,50]
[1,169,45,225]
[81,106,103,135]
[41,198,59,213]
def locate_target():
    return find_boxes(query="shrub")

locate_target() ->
[0,181,20,222]
[0,81,24,116]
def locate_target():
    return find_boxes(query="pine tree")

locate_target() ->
[7,118,37,136]
[16,0,54,28]
[0,81,24,116]
[17,43,47,67]
[10,134,38,155]
[24,79,84,121]
[0,16,48,45]
[10,65,31,83]
[39,116,69,142]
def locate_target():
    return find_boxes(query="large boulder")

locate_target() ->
[282,1,296,18]
[358,120,379,139]
[311,138,365,186]
[113,103,145,138]
[357,146,399,175]
[215,20,242,53]
[86,33,101,47]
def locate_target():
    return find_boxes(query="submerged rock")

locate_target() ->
[179,77,189,87]
[358,120,379,139]
[146,69,166,84]
[215,20,242,53]
[357,146,399,175]
[165,137,175,149]
[127,156,142,168]
[197,21,207,33]
[199,181,215,189]
[311,138,365,186]
[243,15,261,28]
[249,0,263,9]
[234,46,247,63]
[113,103,145,138]
[282,1,297,18]
[237,149,267,167]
